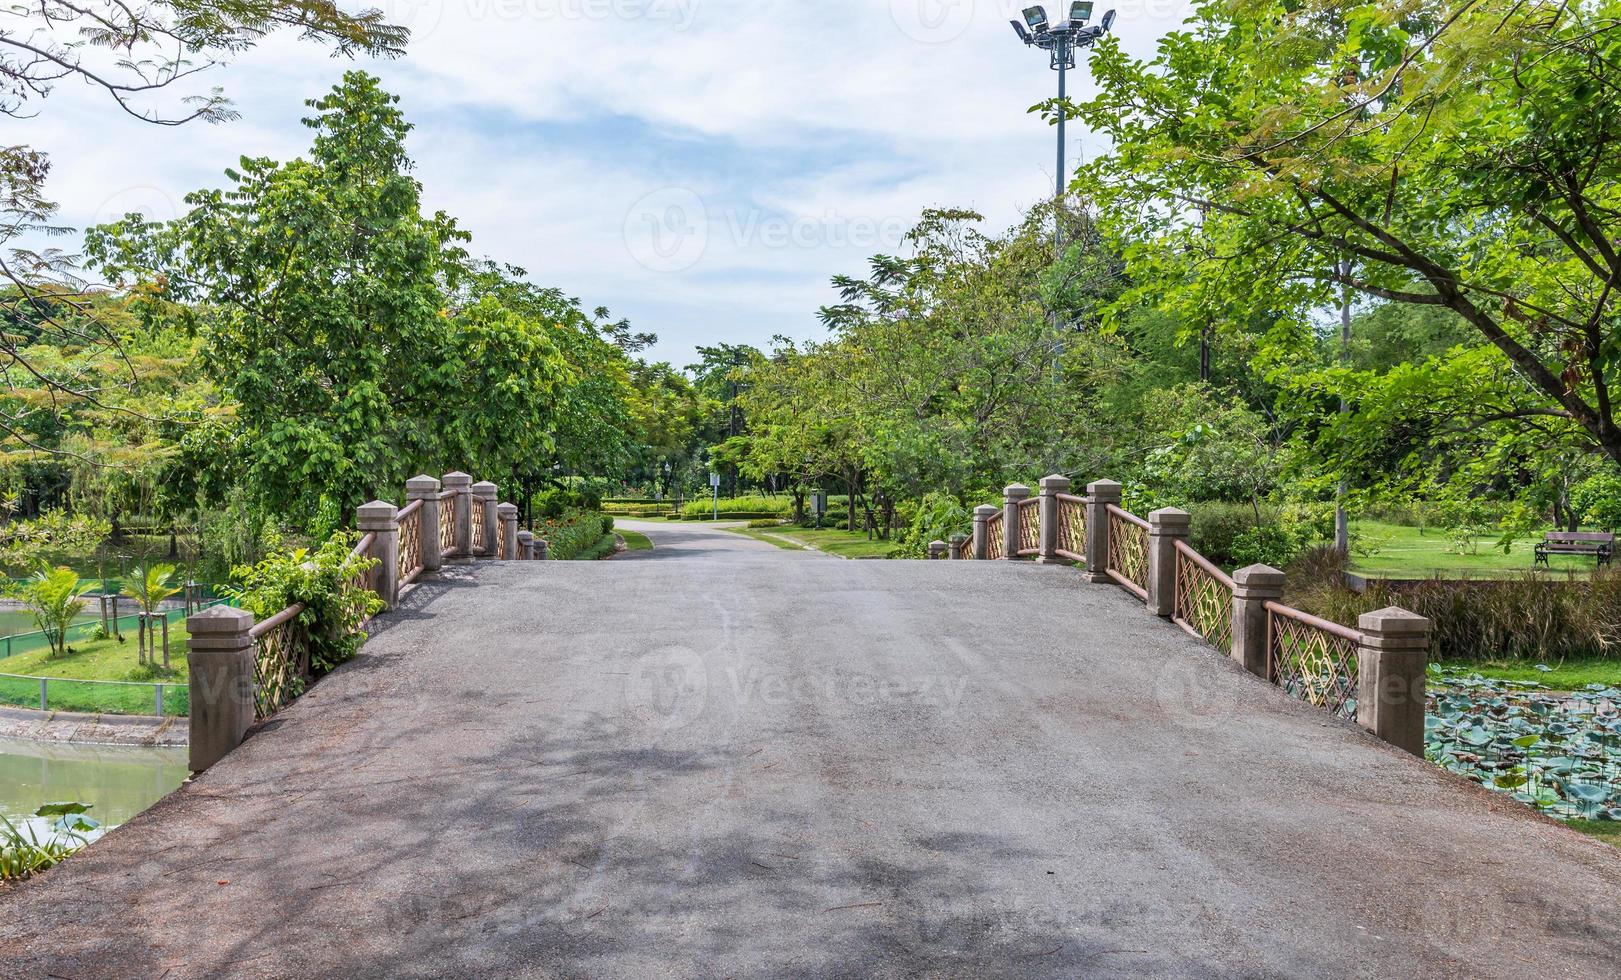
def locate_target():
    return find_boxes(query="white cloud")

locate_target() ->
[9,0,1195,363]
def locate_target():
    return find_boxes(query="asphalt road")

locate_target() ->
[2,521,1619,978]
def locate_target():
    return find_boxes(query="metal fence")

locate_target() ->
[1172,540,1233,655]
[397,498,424,587]
[1104,505,1149,599]
[0,672,188,716]
[1266,601,1361,721]
[1054,493,1085,562]
[983,511,1006,561]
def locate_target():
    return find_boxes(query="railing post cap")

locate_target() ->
[1004,483,1032,500]
[442,471,473,488]
[1086,479,1123,500]
[186,605,254,634]
[1039,474,1071,492]
[517,530,535,543]
[1148,507,1192,528]
[1358,606,1430,635]
[497,502,519,517]
[949,532,969,543]
[356,500,400,530]
[471,481,498,499]
[1232,563,1286,589]
[973,504,1000,518]
[405,475,441,497]
[928,539,946,550]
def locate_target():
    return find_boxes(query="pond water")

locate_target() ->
[0,737,188,840]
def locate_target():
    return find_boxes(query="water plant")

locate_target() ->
[1426,667,1621,821]
[0,802,100,881]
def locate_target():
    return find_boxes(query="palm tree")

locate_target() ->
[16,567,92,659]
[123,563,181,668]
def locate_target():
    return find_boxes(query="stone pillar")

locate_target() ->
[1357,607,1431,756]
[1003,484,1030,560]
[443,471,472,558]
[1230,564,1285,678]
[1037,474,1070,563]
[357,500,401,610]
[472,481,499,558]
[187,606,256,773]
[1146,508,1192,617]
[534,539,550,561]
[517,530,535,560]
[406,475,442,573]
[1083,479,1122,584]
[928,540,947,559]
[498,502,519,560]
[947,533,967,560]
[972,505,998,560]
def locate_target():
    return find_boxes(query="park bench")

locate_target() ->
[1534,531,1614,567]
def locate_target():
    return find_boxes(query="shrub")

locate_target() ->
[680,495,791,519]
[1572,471,1621,531]
[229,532,382,676]
[535,509,612,560]
[747,518,782,529]
[896,492,972,559]
[1288,562,1621,663]
[1184,502,1262,565]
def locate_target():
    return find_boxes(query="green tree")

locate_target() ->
[1073,0,1621,466]
[13,567,92,659]
[90,72,469,525]
[123,563,182,668]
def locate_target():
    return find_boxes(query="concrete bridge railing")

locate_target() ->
[930,476,1429,756]
[186,471,543,773]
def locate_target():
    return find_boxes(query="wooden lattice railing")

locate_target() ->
[397,498,423,587]
[248,603,308,720]
[1265,601,1360,720]
[1054,493,1085,562]
[1105,505,1149,599]
[437,488,457,556]
[984,511,1006,561]
[1015,497,1040,557]
[954,535,973,559]
[1172,540,1233,655]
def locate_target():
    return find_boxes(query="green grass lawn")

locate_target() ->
[1567,820,1621,848]
[618,530,653,551]
[730,525,898,559]
[1436,657,1621,689]
[0,624,190,716]
[1350,520,1602,578]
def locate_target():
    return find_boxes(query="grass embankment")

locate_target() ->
[1568,820,1621,848]
[1435,658,1621,689]
[618,531,653,552]
[0,625,191,715]
[1350,520,1600,578]
[730,525,896,559]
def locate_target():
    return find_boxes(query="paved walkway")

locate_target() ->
[2,523,1619,977]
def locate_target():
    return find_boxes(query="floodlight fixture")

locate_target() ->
[1008,7,1118,242]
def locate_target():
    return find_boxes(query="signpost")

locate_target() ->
[811,488,827,530]
[709,471,720,521]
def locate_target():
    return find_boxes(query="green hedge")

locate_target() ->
[679,496,792,519]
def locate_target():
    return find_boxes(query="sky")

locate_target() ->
[17,0,1196,367]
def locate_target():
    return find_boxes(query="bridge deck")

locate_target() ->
[2,520,1618,978]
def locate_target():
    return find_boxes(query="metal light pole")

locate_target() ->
[1011,4,1117,245]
